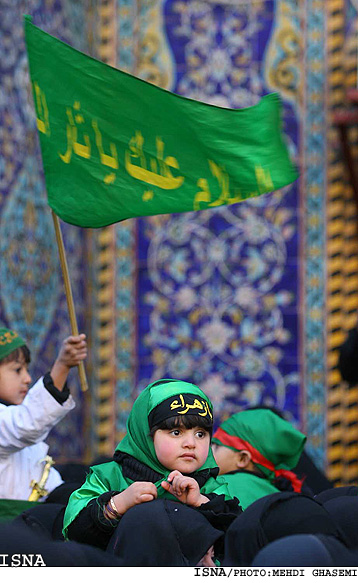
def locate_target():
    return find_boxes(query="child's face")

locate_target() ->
[153,424,211,473]
[211,444,239,475]
[0,358,32,405]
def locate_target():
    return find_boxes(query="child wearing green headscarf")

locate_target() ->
[211,408,308,510]
[63,379,241,565]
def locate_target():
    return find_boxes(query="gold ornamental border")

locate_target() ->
[326,0,358,485]
[84,0,118,460]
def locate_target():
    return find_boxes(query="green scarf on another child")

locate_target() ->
[212,409,307,509]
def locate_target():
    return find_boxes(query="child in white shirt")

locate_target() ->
[0,327,87,501]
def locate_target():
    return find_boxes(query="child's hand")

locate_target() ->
[112,482,158,515]
[161,470,209,507]
[56,334,87,369]
[50,334,87,390]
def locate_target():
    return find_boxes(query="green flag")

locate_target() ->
[24,16,298,229]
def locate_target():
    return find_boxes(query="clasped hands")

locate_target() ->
[110,470,209,517]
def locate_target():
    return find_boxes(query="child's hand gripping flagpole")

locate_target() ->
[51,210,88,392]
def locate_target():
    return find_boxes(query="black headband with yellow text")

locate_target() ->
[148,393,213,429]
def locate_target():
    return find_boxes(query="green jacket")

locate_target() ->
[224,471,280,510]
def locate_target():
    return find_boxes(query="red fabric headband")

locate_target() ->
[213,427,304,493]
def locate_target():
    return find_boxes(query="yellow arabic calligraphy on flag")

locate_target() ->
[25,16,298,229]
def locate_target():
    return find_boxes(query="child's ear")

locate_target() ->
[236,450,252,469]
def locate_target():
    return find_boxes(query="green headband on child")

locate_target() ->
[0,327,26,361]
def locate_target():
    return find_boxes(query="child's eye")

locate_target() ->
[196,430,207,438]
[170,429,181,436]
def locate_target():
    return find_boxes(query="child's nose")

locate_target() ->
[183,433,195,447]
[24,370,32,384]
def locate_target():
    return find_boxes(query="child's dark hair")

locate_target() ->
[150,413,213,439]
[0,345,31,365]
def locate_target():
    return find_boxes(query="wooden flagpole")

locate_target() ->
[51,210,88,392]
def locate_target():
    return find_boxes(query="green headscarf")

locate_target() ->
[116,378,216,474]
[212,409,306,491]
[63,379,231,538]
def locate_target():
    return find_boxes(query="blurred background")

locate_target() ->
[1,0,358,486]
